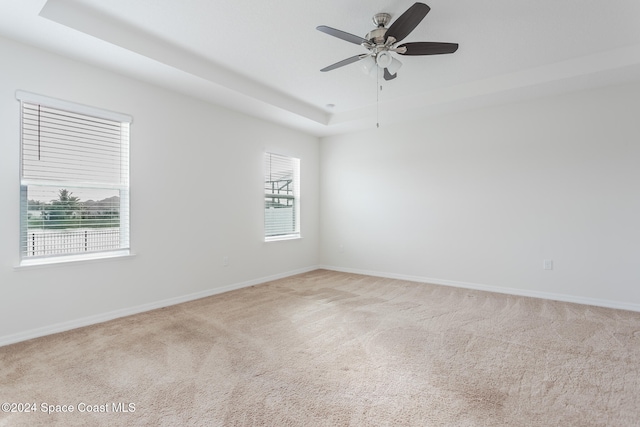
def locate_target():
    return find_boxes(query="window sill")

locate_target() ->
[15,250,135,270]
[265,234,301,243]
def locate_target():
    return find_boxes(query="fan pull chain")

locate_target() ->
[376,71,380,128]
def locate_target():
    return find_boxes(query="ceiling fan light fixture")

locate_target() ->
[376,51,393,68]
[387,57,402,75]
[360,55,377,75]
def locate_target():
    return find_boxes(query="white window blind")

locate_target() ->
[18,91,131,261]
[264,152,300,240]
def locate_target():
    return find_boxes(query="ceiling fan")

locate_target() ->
[317,2,458,80]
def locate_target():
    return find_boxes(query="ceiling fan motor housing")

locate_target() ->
[366,27,387,45]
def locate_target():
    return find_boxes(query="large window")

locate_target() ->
[264,152,300,241]
[17,91,131,264]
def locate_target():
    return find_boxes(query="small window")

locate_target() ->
[264,152,300,241]
[17,91,131,264]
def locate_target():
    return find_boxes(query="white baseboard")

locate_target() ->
[318,265,640,313]
[5,264,637,347]
[0,265,319,347]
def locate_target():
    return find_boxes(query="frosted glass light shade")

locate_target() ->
[360,56,376,75]
[387,57,402,75]
[376,51,392,68]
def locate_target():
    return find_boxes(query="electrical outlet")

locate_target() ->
[339,244,344,253]
[543,259,553,270]
[222,256,229,267]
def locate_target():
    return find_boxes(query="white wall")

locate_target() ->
[0,37,320,344]
[320,82,640,309]
[2,34,639,346]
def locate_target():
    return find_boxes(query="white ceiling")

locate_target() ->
[1,0,640,136]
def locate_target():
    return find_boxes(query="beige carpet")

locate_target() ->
[2,269,640,426]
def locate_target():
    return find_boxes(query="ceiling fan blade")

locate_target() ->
[385,2,430,43]
[397,42,459,55]
[320,54,368,72]
[316,25,370,45]
[383,68,397,80]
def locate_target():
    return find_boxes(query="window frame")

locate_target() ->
[264,151,301,242]
[16,91,132,266]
